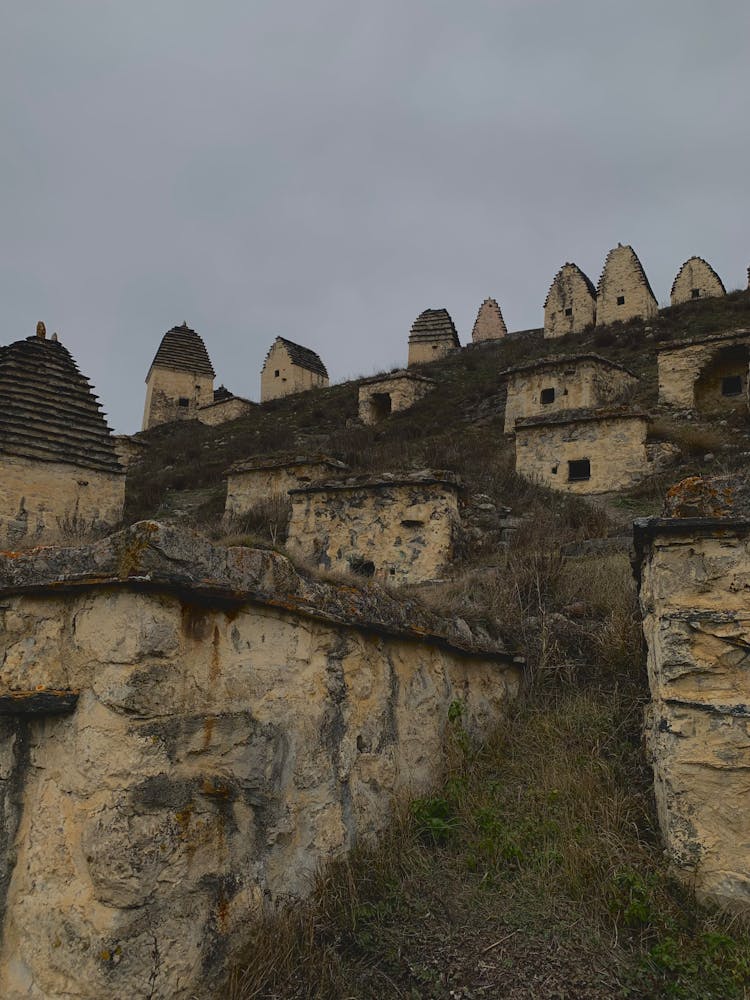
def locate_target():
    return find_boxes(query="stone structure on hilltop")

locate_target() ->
[224,454,348,522]
[543,262,597,338]
[260,337,329,402]
[0,323,124,545]
[0,521,521,999]
[596,244,658,327]
[196,384,257,426]
[634,482,750,909]
[287,471,462,584]
[471,298,507,343]
[656,329,750,413]
[142,322,215,430]
[670,256,726,306]
[502,354,637,434]
[407,308,460,366]
[514,407,650,494]
[358,370,434,425]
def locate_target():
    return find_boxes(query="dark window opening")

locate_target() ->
[568,459,591,482]
[178,397,190,407]
[432,345,438,351]
[348,556,375,578]
[616,295,625,306]
[564,307,573,317]
[722,375,743,397]
[691,288,701,299]
[370,392,392,422]
[274,369,280,377]
[400,519,424,529]
[540,387,555,405]
[551,465,558,475]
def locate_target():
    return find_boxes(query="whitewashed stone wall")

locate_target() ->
[503,356,637,434]
[543,263,597,338]
[596,244,658,327]
[287,474,461,584]
[0,523,521,999]
[636,518,750,909]
[0,454,124,546]
[515,411,649,494]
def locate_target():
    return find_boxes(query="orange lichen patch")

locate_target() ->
[114,521,159,579]
[664,476,735,518]
[202,716,215,749]
[210,626,221,681]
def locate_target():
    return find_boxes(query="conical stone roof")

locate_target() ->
[409,309,460,347]
[148,323,215,379]
[471,298,507,343]
[0,330,122,473]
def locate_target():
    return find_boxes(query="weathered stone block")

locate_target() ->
[358,371,434,425]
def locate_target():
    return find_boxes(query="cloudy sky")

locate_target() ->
[1,1,748,432]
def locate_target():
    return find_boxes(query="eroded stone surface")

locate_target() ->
[670,257,726,306]
[543,263,597,338]
[596,244,658,327]
[0,523,520,999]
[657,330,750,412]
[224,455,348,522]
[635,518,750,909]
[358,371,434,425]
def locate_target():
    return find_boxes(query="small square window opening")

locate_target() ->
[616,295,625,306]
[274,369,280,377]
[540,387,555,405]
[568,458,591,482]
[691,288,701,299]
[564,307,573,317]
[722,375,743,397]
[178,397,190,407]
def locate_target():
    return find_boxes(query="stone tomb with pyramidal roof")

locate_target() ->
[142,322,216,430]
[0,323,124,546]
[260,337,329,402]
[407,309,460,366]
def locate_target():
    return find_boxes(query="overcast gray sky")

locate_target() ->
[1,1,748,432]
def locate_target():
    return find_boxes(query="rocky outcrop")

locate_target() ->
[0,523,521,998]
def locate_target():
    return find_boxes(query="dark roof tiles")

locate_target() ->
[148,323,215,379]
[0,335,122,474]
[266,337,328,378]
[409,309,460,347]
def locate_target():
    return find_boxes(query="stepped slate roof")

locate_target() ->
[409,309,460,347]
[148,323,215,379]
[0,332,122,474]
[266,337,328,378]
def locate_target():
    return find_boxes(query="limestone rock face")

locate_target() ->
[596,244,658,327]
[0,523,521,999]
[543,263,596,338]
[670,257,726,306]
[471,298,507,343]
[635,518,750,909]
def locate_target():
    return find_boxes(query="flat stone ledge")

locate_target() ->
[0,690,79,716]
[0,521,515,662]
[289,469,463,494]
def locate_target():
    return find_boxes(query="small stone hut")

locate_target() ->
[196,385,257,426]
[543,262,597,338]
[634,484,750,909]
[502,354,637,434]
[657,329,750,412]
[224,454,348,521]
[670,256,726,306]
[471,298,507,343]
[358,370,434,425]
[515,407,649,494]
[407,309,460,366]
[261,337,329,402]
[596,244,658,327]
[287,471,462,584]
[142,323,215,430]
[0,323,124,545]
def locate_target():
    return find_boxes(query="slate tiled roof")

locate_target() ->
[213,385,233,402]
[267,337,328,378]
[0,333,122,473]
[148,323,215,378]
[409,309,460,347]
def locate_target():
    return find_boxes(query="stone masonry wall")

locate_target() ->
[515,414,649,494]
[670,257,725,306]
[287,475,461,584]
[503,359,637,434]
[657,334,750,411]
[407,337,457,367]
[0,454,124,546]
[261,342,328,402]
[224,459,347,521]
[358,373,433,425]
[635,519,750,909]
[543,264,597,338]
[142,367,214,430]
[196,397,256,427]
[596,245,658,327]
[0,523,521,999]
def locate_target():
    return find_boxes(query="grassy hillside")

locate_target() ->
[128,291,750,999]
